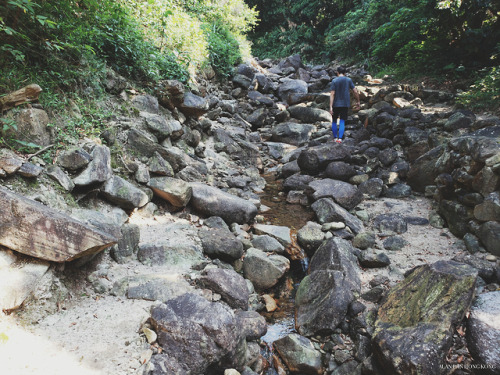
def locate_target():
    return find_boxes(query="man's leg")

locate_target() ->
[332,109,341,139]
[338,108,348,139]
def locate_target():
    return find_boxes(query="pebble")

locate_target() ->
[485,254,497,262]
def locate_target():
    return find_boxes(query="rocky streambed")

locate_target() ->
[1,54,500,375]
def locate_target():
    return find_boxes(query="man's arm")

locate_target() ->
[329,90,335,114]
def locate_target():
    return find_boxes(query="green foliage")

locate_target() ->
[204,22,242,78]
[457,66,500,111]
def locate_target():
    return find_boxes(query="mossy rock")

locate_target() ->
[373,260,477,375]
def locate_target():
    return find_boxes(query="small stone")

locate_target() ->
[322,222,346,231]
[486,255,497,262]
[142,327,157,344]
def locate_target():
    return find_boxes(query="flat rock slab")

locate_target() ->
[190,182,258,225]
[373,260,478,375]
[253,223,292,247]
[0,186,117,262]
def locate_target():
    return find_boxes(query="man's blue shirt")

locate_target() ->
[331,76,355,107]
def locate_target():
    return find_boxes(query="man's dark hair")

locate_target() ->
[336,66,347,74]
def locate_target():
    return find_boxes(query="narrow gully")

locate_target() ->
[257,172,315,371]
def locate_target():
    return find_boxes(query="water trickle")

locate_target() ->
[257,172,315,364]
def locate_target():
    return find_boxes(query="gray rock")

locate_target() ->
[132,94,159,114]
[273,334,322,375]
[477,221,500,256]
[253,223,292,247]
[466,291,500,374]
[148,177,192,207]
[271,122,315,146]
[235,310,267,340]
[127,128,160,158]
[383,236,407,251]
[278,79,308,103]
[199,268,249,310]
[247,107,267,128]
[190,183,258,225]
[444,111,475,131]
[358,250,391,268]
[102,176,149,209]
[13,108,54,146]
[373,214,408,234]
[149,293,240,375]
[373,261,478,375]
[141,112,172,141]
[385,184,412,198]
[358,178,384,198]
[233,74,253,89]
[243,248,290,291]
[297,144,351,175]
[283,174,314,191]
[251,235,285,254]
[407,146,452,192]
[309,179,363,210]
[46,165,75,191]
[137,242,205,269]
[204,216,230,231]
[324,161,357,182]
[199,227,244,262]
[311,198,363,234]
[0,149,24,174]
[474,192,500,222]
[73,145,113,186]
[111,223,140,264]
[148,152,174,176]
[297,222,325,257]
[288,104,332,123]
[18,162,43,178]
[439,200,473,238]
[352,232,376,250]
[178,92,209,118]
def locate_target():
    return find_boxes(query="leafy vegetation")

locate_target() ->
[0,0,257,156]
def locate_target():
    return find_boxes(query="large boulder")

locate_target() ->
[373,261,478,375]
[308,179,363,210]
[295,238,360,336]
[288,104,332,123]
[148,293,241,375]
[0,186,117,262]
[271,122,315,146]
[466,291,500,374]
[407,146,452,192]
[278,79,308,103]
[297,144,351,175]
[190,183,258,225]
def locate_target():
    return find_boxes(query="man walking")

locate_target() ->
[329,66,360,143]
